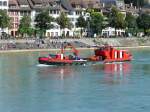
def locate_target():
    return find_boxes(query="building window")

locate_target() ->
[76,11,81,15]
[15,24,18,28]
[47,32,50,37]
[3,1,7,6]
[57,10,60,14]
[0,1,2,6]
[15,17,19,22]
[20,11,30,16]
[10,24,13,29]
[50,10,53,14]
[11,31,14,36]
[51,32,54,37]
[15,12,18,15]
[20,12,23,16]
[55,32,58,36]
[10,17,13,22]
[53,10,56,14]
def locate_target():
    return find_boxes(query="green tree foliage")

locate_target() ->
[35,10,54,37]
[18,16,33,37]
[76,15,87,37]
[0,10,10,31]
[109,7,126,35]
[89,12,104,35]
[137,13,150,35]
[56,12,70,29]
[116,13,126,29]
[56,12,71,37]
[125,13,137,36]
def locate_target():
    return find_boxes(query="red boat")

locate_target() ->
[39,43,87,66]
[88,45,132,63]
[39,43,132,66]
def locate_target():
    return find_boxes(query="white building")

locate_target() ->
[102,27,125,37]
[0,0,8,10]
[46,9,90,37]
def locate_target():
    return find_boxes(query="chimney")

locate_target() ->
[135,6,136,9]
[130,3,133,7]
[102,3,105,7]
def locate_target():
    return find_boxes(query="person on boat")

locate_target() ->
[68,55,74,60]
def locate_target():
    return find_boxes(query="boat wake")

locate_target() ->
[133,58,150,62]
[36,64,55,67]
[84,61,103,66]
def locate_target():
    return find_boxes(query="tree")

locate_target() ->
[0,10,10,32]
[125,13,137,36]
[137,13,150,35]
[56,12,71,37]
[18,16,33,37]
[35,10,54,38]
[76,15,87,37]
[89,12,104,36]
[109,7,126,36]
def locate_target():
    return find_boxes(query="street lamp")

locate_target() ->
[87,17,91,37]
[0,15,2,39]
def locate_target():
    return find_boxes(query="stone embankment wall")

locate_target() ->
[50,37,150,47]
[83,37,150,47]
[0,37,150,50]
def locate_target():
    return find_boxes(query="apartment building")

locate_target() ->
[8,0,31,36]
[45,0,74,37]
[8,0,78,37]
[68,0,101,36]
[7,0,97,37]
[6,0,139,37]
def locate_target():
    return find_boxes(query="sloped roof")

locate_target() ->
[30,0,54,4]
[17,0,29,5]
[9,0,18,5]
[61,0,74,11]
[69,0,100,9]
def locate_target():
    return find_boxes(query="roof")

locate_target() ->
[61,0,74,11]
[69,0,100,9]
[30,0,43,4]
[9,0,18,5]
[17,0,29,5]
[8,0,80,11]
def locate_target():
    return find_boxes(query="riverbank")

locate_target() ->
[0,45,150,54]
[0,37,150,53]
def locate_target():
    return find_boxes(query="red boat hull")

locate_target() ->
[103,58,131,63]
[39,57,87,66]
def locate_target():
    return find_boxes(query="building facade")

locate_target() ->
[102,27,125,37]
[7,0,95,37]
[0,0,8,10]
[8,0,31,36]
[2,0,142,37]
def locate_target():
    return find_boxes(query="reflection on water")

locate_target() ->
[104,62,131,75]
[103,62,132,84]
[37,66,75,80]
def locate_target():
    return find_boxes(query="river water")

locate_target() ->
[0,49,150,112]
